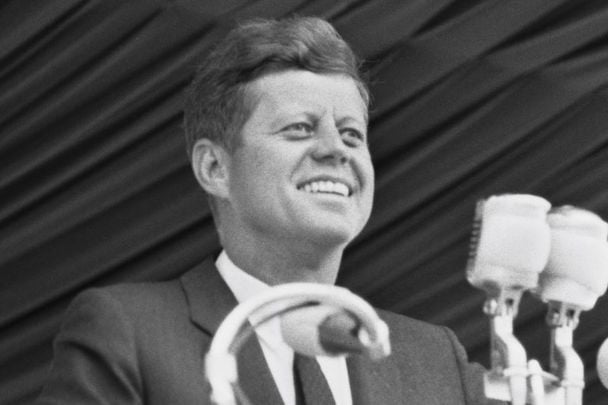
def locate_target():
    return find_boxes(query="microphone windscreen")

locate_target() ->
[467,194,552,295]
[280,305,352,357]
[537,206,608,310]
[597,338,608,389]
[317,311,364,355]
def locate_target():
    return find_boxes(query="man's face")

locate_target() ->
[224,70,374,248]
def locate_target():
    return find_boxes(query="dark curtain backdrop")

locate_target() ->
[1,0,608,404]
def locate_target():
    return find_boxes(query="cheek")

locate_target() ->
[232,146,287,199]
[366,160,375,186]
[232,146,267,181]
[248,142,283,170]
[359,158,375,213]
[359,154,375,190]
[250,142,301,181]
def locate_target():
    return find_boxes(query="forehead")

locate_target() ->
[244,70,368,123]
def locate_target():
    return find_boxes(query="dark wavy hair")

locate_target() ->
[183,16,369,158]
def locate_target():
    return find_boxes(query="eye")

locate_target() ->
[340,127,366,147]
[281,122,314,139]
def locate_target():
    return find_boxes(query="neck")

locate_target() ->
[220,230,345,286]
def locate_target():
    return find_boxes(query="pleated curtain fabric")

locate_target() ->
[293,354,336,405]
[4,1,608,403]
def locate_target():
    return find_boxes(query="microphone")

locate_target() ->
[280,304,370,357]
[596,338,608,390]
[467,195,608,404]
[205,283,390,405]
[534,206,608,404]
[537,206,608,311]
[466,194,552,405]
[467,194,552,296]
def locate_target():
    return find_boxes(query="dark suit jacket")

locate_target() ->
[37,258,491,404]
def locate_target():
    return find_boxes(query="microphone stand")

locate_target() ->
[464,193,554,405]
[546,302,584,405]
[469,199,608,405]
[483,289,528,405]
[480,294,585,405]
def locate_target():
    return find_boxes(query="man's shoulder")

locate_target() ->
[63,278,180,327]
[375,308,467,358]
[377,308,450,338]
[56,272,205,354]
[374,308,495,404]
[84,276,181,304]
[72,259,217,316]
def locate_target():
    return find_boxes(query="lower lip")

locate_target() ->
[300,190,350,198]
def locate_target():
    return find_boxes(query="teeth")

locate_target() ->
[300,180,350,196]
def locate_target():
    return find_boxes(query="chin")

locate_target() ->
[290,211,366,247]
[305,225,358,247]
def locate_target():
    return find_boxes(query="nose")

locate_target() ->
[311,121,349,165]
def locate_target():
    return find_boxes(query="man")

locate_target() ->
[37,17,488,404]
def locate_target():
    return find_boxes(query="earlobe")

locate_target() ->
[191,139,230,199]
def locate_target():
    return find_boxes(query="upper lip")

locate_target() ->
[296,175,355,195]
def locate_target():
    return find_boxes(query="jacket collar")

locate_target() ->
[180,257,237,334]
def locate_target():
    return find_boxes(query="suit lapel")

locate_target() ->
[347,349,405,405]
[180,259,285,405]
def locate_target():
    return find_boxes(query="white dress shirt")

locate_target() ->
[216,250,352,405]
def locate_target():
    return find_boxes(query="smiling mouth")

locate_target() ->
[297,180,351,197]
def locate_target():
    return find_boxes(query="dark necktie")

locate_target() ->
[293,353,337,405]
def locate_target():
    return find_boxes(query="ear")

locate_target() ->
[191,138,231,199]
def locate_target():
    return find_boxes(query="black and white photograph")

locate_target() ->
[1,1,608,404]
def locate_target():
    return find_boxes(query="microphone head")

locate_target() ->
[597,338,608,389]
[466,194,552,296]
[280,304,359,357]
[537,206,608,311]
